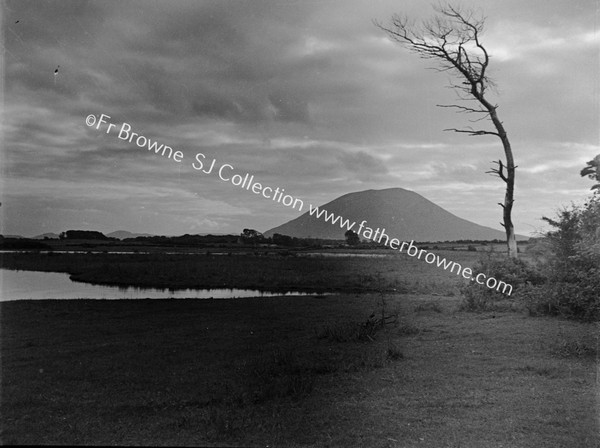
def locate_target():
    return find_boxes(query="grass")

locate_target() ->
[1,294,598,447]
[0,249,479,293]
[1,247,596,446]
[413,301,443,313]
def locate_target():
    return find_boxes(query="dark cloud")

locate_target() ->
[2,0,597,236]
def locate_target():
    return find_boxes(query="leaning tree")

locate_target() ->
[375,4,519,257]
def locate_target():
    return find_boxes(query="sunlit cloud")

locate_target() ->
[2,0,597,238]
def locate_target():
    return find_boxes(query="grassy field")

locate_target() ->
[1,293,598,447]
[1,248,598,446]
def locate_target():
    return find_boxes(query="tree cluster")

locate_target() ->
[59,230,110,240]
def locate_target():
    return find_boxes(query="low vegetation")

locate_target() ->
[2,197,598,445]
[458,255,545,312]
[1,295,597,446]
[0,249,477,294]
[460,195,600,321]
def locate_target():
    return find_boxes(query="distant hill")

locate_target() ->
[32,232,60,240]
[264,188,528,242]
[107,230,154,240]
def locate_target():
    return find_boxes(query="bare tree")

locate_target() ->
[375,3,518,257]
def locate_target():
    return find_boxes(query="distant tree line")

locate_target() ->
[1,228,519,251]
[0,237,51,250]
[240,229,344,248]
[59,230,111,240]
[124,234,239,246]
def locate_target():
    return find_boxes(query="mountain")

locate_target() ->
[32,232,60,240]
[107,230,154,240]
[264,188,527,242]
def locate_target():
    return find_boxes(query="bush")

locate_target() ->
[459,256,545,312]
[525,197,600,321]
[518,196,600,321]
[521,268,600,321]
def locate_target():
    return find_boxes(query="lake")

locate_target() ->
[0,269,324,301]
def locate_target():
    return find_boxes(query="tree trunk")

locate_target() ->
[503,189,518,257]
[485,102,518,258]
[502,150,518,258]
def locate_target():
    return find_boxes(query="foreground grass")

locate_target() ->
[1,294,597,447]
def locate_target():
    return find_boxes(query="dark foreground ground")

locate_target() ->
[1,294,598,447]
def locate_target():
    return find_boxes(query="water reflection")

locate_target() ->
[0,269,325,301]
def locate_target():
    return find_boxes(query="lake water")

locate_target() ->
[0,269,323,301]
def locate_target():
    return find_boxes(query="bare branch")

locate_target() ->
[436,104,488,114]
[468,114,492,124]
[375,4,493,103]
[443,127,499,137]
[486,160,508,182]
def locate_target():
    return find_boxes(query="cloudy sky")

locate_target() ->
[2,0,598,238]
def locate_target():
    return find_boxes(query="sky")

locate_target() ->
[1,0,598,238]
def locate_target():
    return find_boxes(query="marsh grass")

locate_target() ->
[1,246,597,447]
[413,300,443,313]
[1,296,597,446]
[0,249,475,293]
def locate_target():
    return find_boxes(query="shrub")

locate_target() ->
[459,256,545,312]
[523,196,600,321]
[521,268,600,321]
